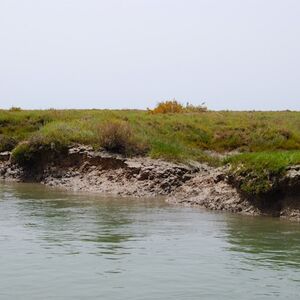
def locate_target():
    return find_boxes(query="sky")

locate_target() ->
[0,0,300,110]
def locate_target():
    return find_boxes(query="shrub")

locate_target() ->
[97,120,147,155]
[149,100,184,114]
[148,100,207,114]
[0,135,17,152]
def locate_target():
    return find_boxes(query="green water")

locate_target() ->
[0,182,300,299]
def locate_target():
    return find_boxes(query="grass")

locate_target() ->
[1,109,300,159]
[2,108,300,196]
[225,151,300,195]
[0,110,300,152]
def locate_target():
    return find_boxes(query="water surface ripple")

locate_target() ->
[1,182,300,299]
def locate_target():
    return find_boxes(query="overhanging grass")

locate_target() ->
[225,151,300,195]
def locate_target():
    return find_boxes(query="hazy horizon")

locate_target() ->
[1,0,300,111]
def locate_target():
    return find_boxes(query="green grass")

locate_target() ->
[225,151,300,195]
[1,108,300,162]
[2,109,300,155]
[2,108,300,196]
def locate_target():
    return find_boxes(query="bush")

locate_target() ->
[0,135,17,152]
[149,100,184,114]
[148,100,207,114]
[97,120,147,155]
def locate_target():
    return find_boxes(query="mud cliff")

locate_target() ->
[1,145,300,220]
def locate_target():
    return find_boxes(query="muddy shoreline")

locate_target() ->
[1,145,300,221]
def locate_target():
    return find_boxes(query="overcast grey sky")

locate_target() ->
[0,0,299,110]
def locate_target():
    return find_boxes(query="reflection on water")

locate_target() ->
[225,216,300,269]
[2,183,142,257]
[1,182,300,300]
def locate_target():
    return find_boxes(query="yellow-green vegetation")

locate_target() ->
[1,109,300,157]
[1,109,300,148]
[1,108,300,195]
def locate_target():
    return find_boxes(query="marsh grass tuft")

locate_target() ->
[97,120,148,155]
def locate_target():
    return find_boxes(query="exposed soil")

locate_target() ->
[1,145,300,221]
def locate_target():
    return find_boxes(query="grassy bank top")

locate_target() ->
[1,109,300,160]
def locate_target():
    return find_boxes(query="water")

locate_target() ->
[1,182,300,300]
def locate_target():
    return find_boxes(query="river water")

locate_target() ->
[0,182,300,299]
